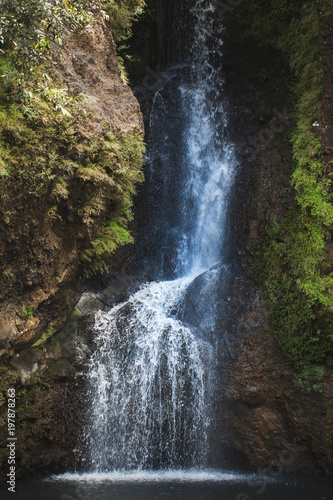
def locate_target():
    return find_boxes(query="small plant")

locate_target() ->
[249,261,261,280]
[0,0,93,86]
[258,67,268,81]
[297,365,326,392]
[20,305,34,320]
[17,388,27,398]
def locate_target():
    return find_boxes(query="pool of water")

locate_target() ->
[1,470,332,500]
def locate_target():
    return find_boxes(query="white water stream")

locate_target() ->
[84,0,236,472]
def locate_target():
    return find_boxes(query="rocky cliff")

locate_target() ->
[216,0,333,475]
[0,13,143,478]
[0,15,143,355]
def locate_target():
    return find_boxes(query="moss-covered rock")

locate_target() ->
[0,14,144,353]
[224,0,333,372]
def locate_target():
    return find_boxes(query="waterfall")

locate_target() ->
[84,0,236,472]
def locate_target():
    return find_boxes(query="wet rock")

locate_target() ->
[77,292,105,317]
[0,13,143,480]
[11,350,42,385]
[40,359,76,381]
[240,383,271,407]
[220,287,333,474]
[217,15,333,473]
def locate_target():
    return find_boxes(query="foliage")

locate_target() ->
[0,0,93,84]
[81,220,134,277]
[0,1,146,280]
[106,0,146,44]
[0,61,145,278]
[100,0,147,86]
[263,2,333,370]
[233,0,333,371]
[20,305,34,320]
[0,0,148,98]
[264,217,333,370]
[0,0,104,122]
[297,364,326,391]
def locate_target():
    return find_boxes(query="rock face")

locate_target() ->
[172,254,333,474]
[0,313,88,478]
[225,308,333,475]
[214,1,333,475]
[52,15,142,134]
[210,267,333,475]
[0,17,143,479]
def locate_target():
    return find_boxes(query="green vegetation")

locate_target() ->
[297,364,326,392]
[0,1,93,84]
[20,305,34,320]
[81,220,134,276]
[105,0,147,85]
[0,1,145,279]
[232,0,333,374]
[32,322,55,348]
[264,2,333,371]
[106,0,146,43]
[0,78,144,274]
[0,0,147,90]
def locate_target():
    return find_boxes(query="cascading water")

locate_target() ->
[86,276,215,471]
[84,0,236,472]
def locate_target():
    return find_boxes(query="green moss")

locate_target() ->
[66,307,81,323]
[55,307,82,343]
[20,305,34,320]
[0,369,20,390]
[31,322,55,348]
[297,365,326,392]
[0,63,145,278]
[263,3,333,370]
[232,1,333,372]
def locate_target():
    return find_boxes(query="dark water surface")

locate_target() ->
[1,470,332,500]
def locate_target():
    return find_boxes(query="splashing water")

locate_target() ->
[84,0,236,472]
[86,277,215,471]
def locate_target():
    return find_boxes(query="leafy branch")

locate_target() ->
[0,0,93,83]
